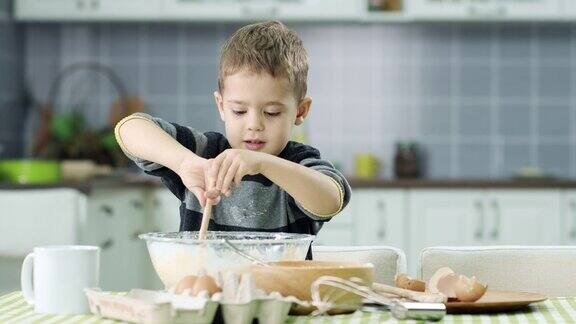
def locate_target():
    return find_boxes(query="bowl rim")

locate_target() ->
[265,260,375,270]
[138,231,315,245]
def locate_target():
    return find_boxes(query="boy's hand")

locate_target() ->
[208,149,267,197]
[177,153,221,207]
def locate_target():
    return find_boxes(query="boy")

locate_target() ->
[115,21,351,252]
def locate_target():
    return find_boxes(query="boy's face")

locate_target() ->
[214,69,311,156]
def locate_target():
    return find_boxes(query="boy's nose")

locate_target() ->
[247,113,264,131]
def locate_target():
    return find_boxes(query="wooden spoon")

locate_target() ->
[198,189,220,240]
[198,202,212,240]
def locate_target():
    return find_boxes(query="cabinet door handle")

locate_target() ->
[100,239,113,250]
[377,200,386,240]
[100,205,114,217]
[490,200,500,240]
[569,200,576,240]
[131,200,143,210]
[474,200,485,240]
[132,231,143,241]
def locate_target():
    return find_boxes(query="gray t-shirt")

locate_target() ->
[123,113,352,241]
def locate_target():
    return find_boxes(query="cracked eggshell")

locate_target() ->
[427,267,458,298]
[395,273,426,292]
[454,275,487,302]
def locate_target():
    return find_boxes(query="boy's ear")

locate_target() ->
[214,91,225,121]
[295,97,312,126]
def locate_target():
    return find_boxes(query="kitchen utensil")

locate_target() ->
[199,203,212,240]
[222,239,270,267]
[139,231,313,289]
[20,245,100,315]
[445,290,547,313]
[372,282,446,303]
[250,260,374,314]
[311,276,445,321]
[0,159,61,184]
[33,62,131,166]
[362,302,447,321]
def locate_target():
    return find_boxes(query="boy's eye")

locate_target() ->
[265,112,281,117]
[232,110,247,115]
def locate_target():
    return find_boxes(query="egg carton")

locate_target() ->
[221,292,303,324]
[85,288,219,324]
[85,287,305,324]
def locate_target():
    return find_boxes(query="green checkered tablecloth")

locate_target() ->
[1,291,575,323]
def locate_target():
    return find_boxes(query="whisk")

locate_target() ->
[310,276,446,321]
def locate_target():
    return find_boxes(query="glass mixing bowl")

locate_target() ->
[139,231,314,289]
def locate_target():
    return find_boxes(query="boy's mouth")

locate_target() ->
[244,140,266,151]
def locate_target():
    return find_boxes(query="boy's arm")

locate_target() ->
[260,154,344,218]
[115,114,220,206]
[115,115,202,173]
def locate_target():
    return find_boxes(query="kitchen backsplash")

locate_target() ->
[0,0,23,158]
[13,22,576,179]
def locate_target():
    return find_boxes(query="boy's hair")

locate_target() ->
[218,21,308,101]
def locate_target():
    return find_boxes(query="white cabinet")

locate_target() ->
[159,0,243,21]
[562,0,576,18]
[561,191,576,244]
[160,0,363,22]
[314,194,356,246]
[314,189,405,249]
[408,190,485,274]
[502,0,560,19]
[0,189,82,257]
[408,0,561,21]
[15,0,159,21]
[84,189,151,291]
[0,188,153,293]
[278,0,364,21]
[408,0,470,20]
[354,189,405,250]
[486,190,561,245]
[16,0,364,22]
[149,188,181,233]
[407,189,562,275]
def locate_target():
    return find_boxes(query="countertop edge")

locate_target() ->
[2,176,576,192]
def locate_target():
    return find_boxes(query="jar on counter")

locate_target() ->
[354,153,380,179]
[394,141,421,179]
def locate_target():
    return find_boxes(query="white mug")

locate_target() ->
[20,245,100,314]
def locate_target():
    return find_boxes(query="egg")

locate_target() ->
[427,266,457,299]
[174,275,198,295]
[395,273,426,292]
[454,275,487,302]
[191,275,221,296]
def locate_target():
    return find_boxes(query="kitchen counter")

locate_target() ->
[0,174,162,194]
[348,177,576,189]
[2,175,576,193]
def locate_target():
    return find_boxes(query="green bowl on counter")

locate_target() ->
[0,160,61,184]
